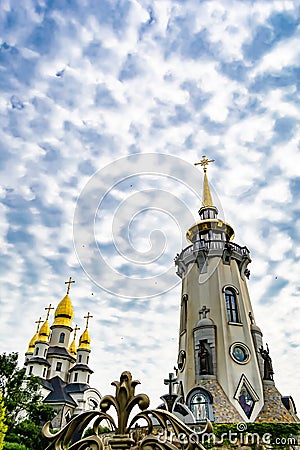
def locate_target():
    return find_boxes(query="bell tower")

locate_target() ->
[174,156,297,423]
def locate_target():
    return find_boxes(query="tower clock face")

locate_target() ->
[177,350,186,372]
[230,343,250,364]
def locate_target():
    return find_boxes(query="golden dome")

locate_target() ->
[69,339,77,356]
[38,320,50,342]
[78,328,91,351]
[26,332,38,354]
[52,294,74,327]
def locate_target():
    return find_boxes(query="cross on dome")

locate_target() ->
[194,155,215,173]
[84,312,93,329]
[35,317,43,332]
[73,324,80,339]
[45,304,54,320]
[65,276,75,295]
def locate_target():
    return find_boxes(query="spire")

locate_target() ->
[52,278,75,328]
[78,313,93,351]
[186,155,234,243]
[69,324,80,356]
[194,155,215,209]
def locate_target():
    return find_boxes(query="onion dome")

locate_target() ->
[38,320,50,342]
[69,339,77,356]
[52,294,74,327]
[78,328,91,351]
[26,332,38,354]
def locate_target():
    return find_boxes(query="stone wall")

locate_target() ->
[199,379,244,422]
[256,381,296,423]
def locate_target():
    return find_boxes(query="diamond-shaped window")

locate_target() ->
[234,375,259,420]
[238,385,255,418]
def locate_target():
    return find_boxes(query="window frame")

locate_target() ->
[223,286,241,324]
[186,388,214,422]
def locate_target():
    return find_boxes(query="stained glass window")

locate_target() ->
[238,385,255,418]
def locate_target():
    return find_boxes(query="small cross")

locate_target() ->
[164,372,178,396]
[45,304,54,321]
[199,305,210,319]
[65,276,75,294]
[35,317,43,333]
[194,155,215,173]
[84,312,93,329]
[73,324,80,340]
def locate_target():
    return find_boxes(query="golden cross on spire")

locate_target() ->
[45,304,54,321]
[65,276,75,295]
[35,317,43,333]
[84,312,93,329]
[73,324,80,339]
[194,155,215,173]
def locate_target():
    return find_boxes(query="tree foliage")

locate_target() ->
[0,396,8,450]
[0,353,55,450]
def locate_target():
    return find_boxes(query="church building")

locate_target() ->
[174,156,298,423]
[24,278,101,428]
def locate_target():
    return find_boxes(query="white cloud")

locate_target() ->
[0,0,300,413]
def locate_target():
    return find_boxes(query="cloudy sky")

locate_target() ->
[1,0,300,412]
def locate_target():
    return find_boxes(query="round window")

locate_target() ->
[230,343,250,364]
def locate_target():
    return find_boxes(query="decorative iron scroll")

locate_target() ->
[43,371,213,450]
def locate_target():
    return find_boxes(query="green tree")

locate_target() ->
[0,396,8,450]
[0,353,55,450]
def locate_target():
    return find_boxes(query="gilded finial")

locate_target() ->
[194,155,215,208]
[194,155,215,173]
[65,276,75,295]
[84,312,93,329]
[35,317,43,333]
[45,304,54,321]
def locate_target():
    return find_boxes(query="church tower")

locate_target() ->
[24,277,102,428]
[47,278,76,381]
[69,313,93,385]
[174,156,297,423]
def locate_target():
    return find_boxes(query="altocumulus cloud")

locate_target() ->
[0,0,299,407]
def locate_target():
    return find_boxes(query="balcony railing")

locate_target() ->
[175,239,250,262]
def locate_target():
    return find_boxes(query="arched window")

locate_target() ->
[35,347,39,355]
[180,294,188,334]
[78,355,82,363]
[224,288,239,323]
[59,332,65,343]
[187,388,214,422]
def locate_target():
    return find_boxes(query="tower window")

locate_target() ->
[78,355,82,363]
[180,294,188,334]
[56,362,62,372]
[187,388,214,422]
[87,355,89,364]
[74,373,78,382]
[43,367,47,378]
[35,347,39,355]
[29,366,33,375]
[59,332,65,343]
[87,375,90,384]
[224,288,240,323]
